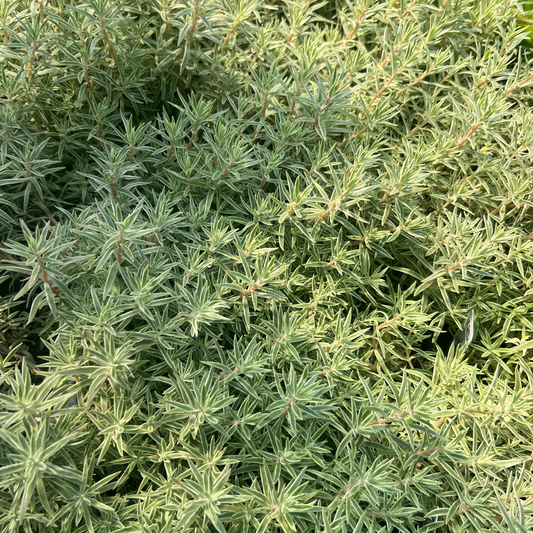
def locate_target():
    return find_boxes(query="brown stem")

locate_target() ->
[36,255,51,286]
[405,120,427,140]
[377,42,404,72]
[96,119,104,150]
[284,29,294,53]
[308,194,345,224]
[239,284,259,300]
[378,192,390,205]
[341,8,366,46]
[177,1,199,67]
[110,174,117,199]
[489,193,518,215]
[258,171,269,191]
[339,124,369,148]
[400,1,416,19]
[116,232,124,263]
[475,73,493,89]
[190,2,199,34]
[454,119,483,150]
[187,126,198,149]
[27,45,37,78]
[427,239,493,288]
[369,68,404,107]
[219,160,235,181]
[222,21,238,47]
[369,412,411,426]
[371,315,402,339]
[397,67,434,94]
[262,91,269,119]
[506,73,533,95]
[166,142,175,161]
[290,85,302,116]
[100,21,116,62]
[83,67,93,91]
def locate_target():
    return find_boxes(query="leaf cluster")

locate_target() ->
[1,1,533,532]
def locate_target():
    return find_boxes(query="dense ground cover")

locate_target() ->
[1,0,533,531]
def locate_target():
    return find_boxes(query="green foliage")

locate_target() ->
[1,0,533,531]
[518,2,533,46]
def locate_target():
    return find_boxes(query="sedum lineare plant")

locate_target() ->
[2,0,533,531]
